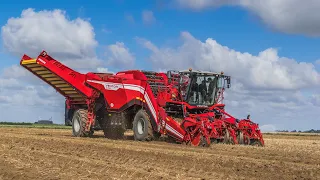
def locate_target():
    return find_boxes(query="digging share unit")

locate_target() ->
[20,51,264,147]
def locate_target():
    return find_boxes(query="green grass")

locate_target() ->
[0,122,72,129]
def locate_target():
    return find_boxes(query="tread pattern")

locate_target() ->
[134,109,159,141]
[72,109,93,137]
[145,110,155,141]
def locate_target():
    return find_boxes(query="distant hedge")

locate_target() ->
[0,122,33,126]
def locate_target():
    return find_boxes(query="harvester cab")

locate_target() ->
[179,69,230,107]
[166,68,231,110]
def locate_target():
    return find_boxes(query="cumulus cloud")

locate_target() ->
[97,67,114,74]
[136,32,320,90]
[0,8,103,123]
[105,42,135,69]
[260,124,277,133]
[1,8,101,70]
[142,10,156,25]
[137,31,320,130]
[174,0,236,10]
[0,84,64,123]
[0,8,138,124]
[174,0,320,36]
[311,94,320,106]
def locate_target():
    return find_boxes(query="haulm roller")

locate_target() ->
[20,51,264,147]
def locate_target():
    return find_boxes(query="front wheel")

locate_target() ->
[72,109,93,137]
[132,109,157,141]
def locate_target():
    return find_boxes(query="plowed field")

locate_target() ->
[0,127,319,180]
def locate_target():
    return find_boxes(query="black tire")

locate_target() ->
[103,112,126,139]
[132,109,157,141]
[72,109,93,137]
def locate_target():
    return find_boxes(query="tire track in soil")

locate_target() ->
[0,144,166,180]
[2,131,319,169]
[0,128,320,180]
[0,135,231,179]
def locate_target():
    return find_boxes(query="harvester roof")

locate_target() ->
[179,69,227,76]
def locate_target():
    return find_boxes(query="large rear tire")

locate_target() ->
[132,109,157,141]
[72,109,93,137]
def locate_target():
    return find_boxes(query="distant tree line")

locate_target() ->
[0,122,33,125]
[276,129,320,133]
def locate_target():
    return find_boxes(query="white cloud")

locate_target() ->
[0,8,138,124]
[311,94,320,106]
[137,32,320,90]
[0,78,20,88]
[105,42,135,69]
[142,10,156,25]
[174,0,235,10]
[315,59,320,65]
[97,67,114,74]
[0,8,102,123]
[1,8,101,70]
[137,31,320,130]
[260,124,276,133]
[174,0,320,36]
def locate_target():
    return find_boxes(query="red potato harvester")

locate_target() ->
[20,51,264,147]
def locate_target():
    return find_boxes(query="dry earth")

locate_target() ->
[0,127,319,180]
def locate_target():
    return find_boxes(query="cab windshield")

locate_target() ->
[182,73,224,106]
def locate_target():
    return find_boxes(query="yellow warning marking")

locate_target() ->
[135,97,146,103]
[21,59,36,65]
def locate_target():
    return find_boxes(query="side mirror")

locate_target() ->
[226,77,231,88]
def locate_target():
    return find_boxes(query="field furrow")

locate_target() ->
[0,127,319,180]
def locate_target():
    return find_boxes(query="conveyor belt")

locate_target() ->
[20,58,87,103]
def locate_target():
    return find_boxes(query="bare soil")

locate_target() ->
[0,127,319,180]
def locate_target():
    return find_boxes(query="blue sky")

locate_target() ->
[0,0,319,131]
[1,0,319,68]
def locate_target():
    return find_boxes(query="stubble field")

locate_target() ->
[0,127,319,180]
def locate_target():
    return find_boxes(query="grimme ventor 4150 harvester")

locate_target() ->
[20,51,264,147]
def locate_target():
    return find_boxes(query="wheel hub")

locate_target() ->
[74,117,80,133]
[137,118,145,135]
